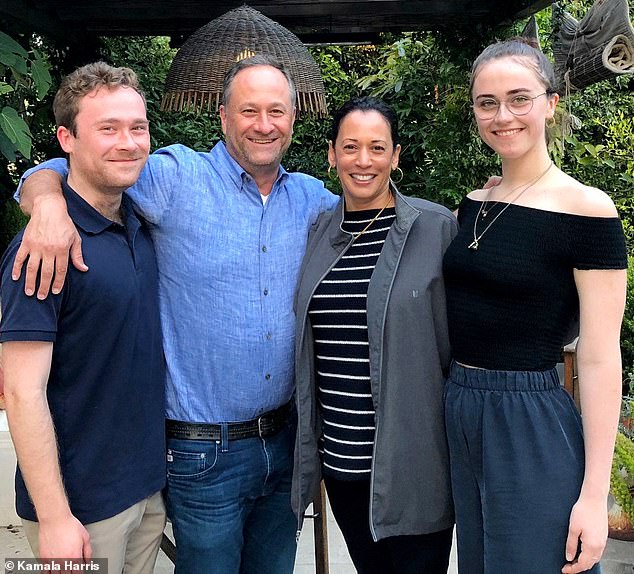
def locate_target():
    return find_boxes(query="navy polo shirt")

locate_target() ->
[0,181,166,524]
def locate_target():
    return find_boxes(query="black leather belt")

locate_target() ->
[166,401,292,441]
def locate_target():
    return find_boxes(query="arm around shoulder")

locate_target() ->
[18,163,66,216]
[13,167,86,300]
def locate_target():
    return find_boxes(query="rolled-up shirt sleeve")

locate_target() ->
[14,158,69,203]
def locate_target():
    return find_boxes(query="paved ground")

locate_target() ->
[0,414,632,573]
[0,515,454,574]
[2,518,633,573]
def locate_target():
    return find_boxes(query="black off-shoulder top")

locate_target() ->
[443,196,628,370]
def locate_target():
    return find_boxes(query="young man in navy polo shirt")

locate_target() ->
[0,63,166,573]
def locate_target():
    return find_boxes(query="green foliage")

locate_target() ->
[551,75,634,242]
[0,31,52,162]
[621,258,634,389]
[0,197,27,257]
[0,106,31,159]
[285,45,374,185]
[1,31,58,258]
[356,32,499,207]
[611,431,634,524]
[622,383,634,440]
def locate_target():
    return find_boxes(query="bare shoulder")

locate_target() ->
[554,173,618,217]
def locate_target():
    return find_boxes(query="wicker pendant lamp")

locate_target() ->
[161,5,327,117]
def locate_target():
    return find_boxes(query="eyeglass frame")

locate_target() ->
[472,91,552,120]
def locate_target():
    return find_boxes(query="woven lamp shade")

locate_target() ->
[161,5,327,117]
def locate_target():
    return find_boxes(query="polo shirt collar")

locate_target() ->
[213,141,289,191]
[63,179,136,235]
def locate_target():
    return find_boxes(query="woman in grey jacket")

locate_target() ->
[291,97,458,573]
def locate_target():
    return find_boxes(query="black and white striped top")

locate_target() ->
[308,206,396,480]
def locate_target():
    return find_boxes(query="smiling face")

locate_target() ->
[471,56,558,161]
[329,109,400,211]
[219,65,295,181]
[57,85,150,197]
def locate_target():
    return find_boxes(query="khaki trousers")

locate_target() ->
[23,490,166,574]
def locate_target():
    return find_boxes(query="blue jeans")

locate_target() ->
[165,420,297,574]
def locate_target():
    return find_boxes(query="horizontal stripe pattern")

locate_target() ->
[309,207,395,479]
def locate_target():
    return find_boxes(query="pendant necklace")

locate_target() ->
[469,161,553,251]
[351,194,393,244]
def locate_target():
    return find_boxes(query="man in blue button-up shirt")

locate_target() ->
[13,55,338,574]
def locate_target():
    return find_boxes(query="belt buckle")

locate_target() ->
[257,416,264,438]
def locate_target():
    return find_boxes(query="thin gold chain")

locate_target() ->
[351,194,393,244]
[469,162,553,251]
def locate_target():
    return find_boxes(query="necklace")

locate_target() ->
[481,183,525,218]
[479,168,552,218]
[350,194,393,243]
[469,161,553,251]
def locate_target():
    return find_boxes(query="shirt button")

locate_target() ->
[265,373,271,380]
[262,245,267,252]
[266,332,272,340]
[263,288,269,296]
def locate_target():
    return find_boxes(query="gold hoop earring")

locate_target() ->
[391,166,404,184]
[328,165,338,181]
[546,117,556,128]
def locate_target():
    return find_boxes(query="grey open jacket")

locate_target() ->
[292,190,458,541]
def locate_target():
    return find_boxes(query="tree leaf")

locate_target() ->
[31,57,52,100]
[0,106,32,158]
[0,130,17,162]
[0,51,20,69]
[10,59,28,77]
[0,82,14,96]
[0,31,28,60]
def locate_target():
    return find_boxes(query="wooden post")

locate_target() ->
[311,481,330,574]
[563,337,581,411]
[160,482,331,573]
[160,532,176,565]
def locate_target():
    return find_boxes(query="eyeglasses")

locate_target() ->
[472,92,548,120]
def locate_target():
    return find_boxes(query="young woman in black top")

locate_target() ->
[443,38,627,574]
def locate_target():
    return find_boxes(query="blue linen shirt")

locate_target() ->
[21,142,338,423]
[1,181,166,524]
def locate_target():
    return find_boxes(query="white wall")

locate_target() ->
[0,411,19,525]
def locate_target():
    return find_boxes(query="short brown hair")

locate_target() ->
[53,62,145,135]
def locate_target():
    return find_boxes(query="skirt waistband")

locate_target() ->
[448,361,561,392]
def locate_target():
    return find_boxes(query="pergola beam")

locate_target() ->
[2,1,550,45]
